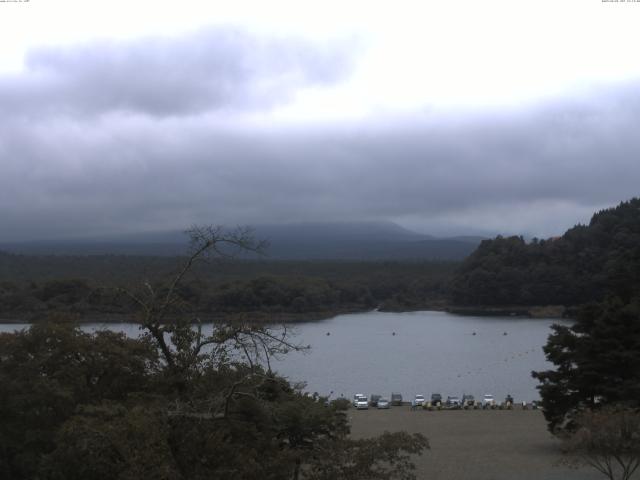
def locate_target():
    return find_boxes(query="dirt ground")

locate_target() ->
[348,407,605,480]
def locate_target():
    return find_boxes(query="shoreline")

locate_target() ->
[0,303,571,325]
[0,307,372,325]
[445,304,568,319]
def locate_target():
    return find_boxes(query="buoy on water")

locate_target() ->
[326,332,330,336]
[392,332,396,336]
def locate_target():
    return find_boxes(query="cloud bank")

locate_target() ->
[1,27,639,242]
[0,28,351,117]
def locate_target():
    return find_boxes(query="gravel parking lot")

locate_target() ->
[348,407,604,480]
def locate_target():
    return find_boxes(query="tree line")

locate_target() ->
[452,198,640,307]
[0,259,455,321]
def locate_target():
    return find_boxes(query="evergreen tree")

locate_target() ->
[532,296,640,432]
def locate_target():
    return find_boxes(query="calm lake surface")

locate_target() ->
[0,310,569,403]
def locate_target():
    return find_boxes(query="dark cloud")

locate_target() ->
[0,28,352,117]
[1,29,639,242]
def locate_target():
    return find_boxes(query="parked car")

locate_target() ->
[354,394,369,410]
[446,396,461,409]
[391,392,403,406]
[430,393,443,406]
[499,394,514,409]
[461,394,476,409]
[377,398,391,409]
[353,394,367,407]
[370,394,381,407]
[414,394,426,407]
[482,394,495,409]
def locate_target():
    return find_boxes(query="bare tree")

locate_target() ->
[562,406,640,480]
[118,225,306,398]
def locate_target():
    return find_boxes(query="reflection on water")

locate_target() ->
[0,310,569,402]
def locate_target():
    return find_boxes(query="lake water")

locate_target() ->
[0,310,569,403]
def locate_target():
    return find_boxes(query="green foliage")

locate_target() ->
[45,403,178,480]
[452,198,640,306]
[0,260,455,320]
[532,297,640,432]
[1,321,427,479]
[34,279,92,303]
[0,322,158,479]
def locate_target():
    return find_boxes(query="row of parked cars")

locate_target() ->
[352,393,534,410]
[425,393,511,409]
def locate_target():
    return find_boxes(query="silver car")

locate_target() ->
[377,398,391,409]
[446,396,461,409]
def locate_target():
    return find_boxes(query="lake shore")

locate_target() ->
[0,303,571,325]
[0,308,368,325]
[348,407,599,480]
[445,304,568,318]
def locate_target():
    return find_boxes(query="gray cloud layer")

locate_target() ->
[1,28,639,242]
[0,28,351,117]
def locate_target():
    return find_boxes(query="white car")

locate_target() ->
[414,394,425,407]
[482,394,495,408]
[353,394,369,409]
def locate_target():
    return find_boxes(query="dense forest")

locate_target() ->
[451,198,640,308]
[0,255,455,321]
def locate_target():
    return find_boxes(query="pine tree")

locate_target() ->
[533,296,640,432]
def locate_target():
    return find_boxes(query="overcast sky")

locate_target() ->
[1,0,639,242]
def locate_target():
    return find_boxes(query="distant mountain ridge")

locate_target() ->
[0,221,483,260]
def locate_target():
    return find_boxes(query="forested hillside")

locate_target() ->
[451,198,640,307]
